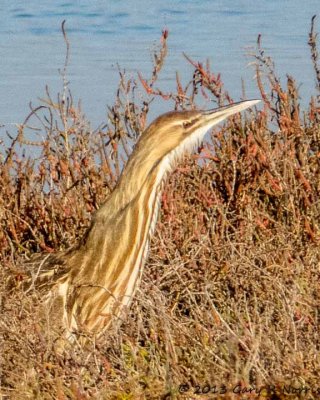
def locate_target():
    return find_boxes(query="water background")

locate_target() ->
[0,1,319,130]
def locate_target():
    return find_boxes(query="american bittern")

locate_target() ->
[24,100,259,340]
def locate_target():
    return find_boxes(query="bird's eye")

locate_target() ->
[183,119,196,129]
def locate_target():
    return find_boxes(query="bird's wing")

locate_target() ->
[19,252,71,293]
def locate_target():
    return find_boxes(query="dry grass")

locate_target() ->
[1,20,320,399]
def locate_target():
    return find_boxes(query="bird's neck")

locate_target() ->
[98,150,168,219]
[66,159,167,332]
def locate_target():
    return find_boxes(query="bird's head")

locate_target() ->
[114,99,260,202]
[132,99,260,173]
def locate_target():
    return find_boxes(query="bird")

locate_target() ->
[23,99,260,342]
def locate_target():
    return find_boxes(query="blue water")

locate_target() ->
[0,1,319,129]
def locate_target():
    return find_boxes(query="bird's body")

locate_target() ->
[24,100,259,340]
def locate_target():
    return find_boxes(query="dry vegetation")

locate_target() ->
[1,19,320,400]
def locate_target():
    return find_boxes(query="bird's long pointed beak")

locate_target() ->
[202,99,260,123]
